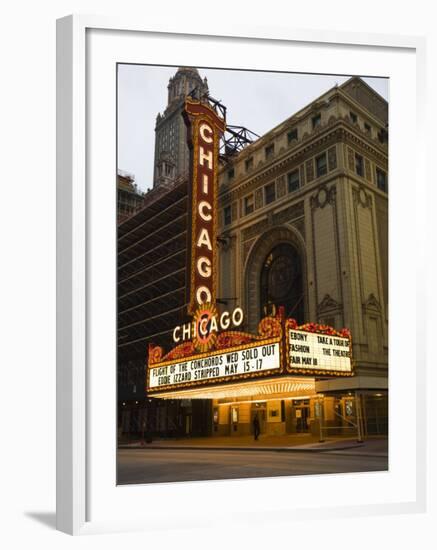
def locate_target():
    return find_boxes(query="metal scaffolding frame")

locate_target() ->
[118,178,190,360]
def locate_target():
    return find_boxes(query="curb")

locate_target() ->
[117,443,387,457]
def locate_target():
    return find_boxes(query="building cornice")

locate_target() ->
[336,88,388,127]
[219,117,387,205]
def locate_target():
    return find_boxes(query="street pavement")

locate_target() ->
[117,441,388,485]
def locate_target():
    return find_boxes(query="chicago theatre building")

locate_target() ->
[118,68,388,441]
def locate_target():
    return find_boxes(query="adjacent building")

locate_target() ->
[153,67,209,188]
[117,171,145,222]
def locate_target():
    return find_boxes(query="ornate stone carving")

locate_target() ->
[328,146,337,171]
[273,202,304,225]
[354,185,372,208]
[306,159,314,182]
[364,158,372,181]
[317,294,342,315]
[255,188,263,209]
[242,219,269,242]
[362,293,381,312]
[276,175,286,198]
[290,218,305,240]
[242,238,256,261]
[311,185,336,209]
[328,185,337,205]
[218,231,235,252]
[347,147,355,170]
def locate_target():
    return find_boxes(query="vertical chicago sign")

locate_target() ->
[183,99,226,315]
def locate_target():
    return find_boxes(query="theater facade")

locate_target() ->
[213,76,388,437]
[118,69,388,441]
[148,304,356,437]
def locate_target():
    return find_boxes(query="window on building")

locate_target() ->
[350,111,358,124]
[312,113,321,129]
[315,153,327,177]
[244,194,254,215]
[245,156,254,171]
[265,144,275,160]
[378,128,388,144]
[287,128,298,144]
[228,167,235,180]
[260,243,304,324]
[287,169,300,192]
[224,205,232,225]
[264,182,276,204]
[376,168,387,192]
[355,153,364,177]
[364,122,372,134]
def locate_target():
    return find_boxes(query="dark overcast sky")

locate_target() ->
[118,65,389,192]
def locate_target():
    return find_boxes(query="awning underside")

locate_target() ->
[149,376,316,399]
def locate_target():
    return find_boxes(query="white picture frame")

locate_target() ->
[56,14,427,535]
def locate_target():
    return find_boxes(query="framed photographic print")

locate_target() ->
[56,15,427,535]
[117,63,387,484]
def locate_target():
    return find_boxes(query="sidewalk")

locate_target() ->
[118,433,388,457]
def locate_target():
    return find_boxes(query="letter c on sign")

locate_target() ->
[199,318,208,336]
[198,200,212,221]
[196,286,212,305]
[173,325,181,343]
[199,123,213,144]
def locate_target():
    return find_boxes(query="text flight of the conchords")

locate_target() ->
[149,341,281,389]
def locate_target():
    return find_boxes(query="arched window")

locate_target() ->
[260,243,304,323]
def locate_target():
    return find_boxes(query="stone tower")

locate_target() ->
[153,67,209,187]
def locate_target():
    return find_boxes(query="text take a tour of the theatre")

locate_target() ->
[288,329,352,373]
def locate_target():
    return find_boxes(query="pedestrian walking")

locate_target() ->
[253,412,260,441]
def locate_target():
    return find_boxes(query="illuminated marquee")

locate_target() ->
[146,315,353,395]
[285,320,353,375]
[183,99,226,314]
[147,309,353,394]
[148,315,284,393]
[148,340,281,391]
